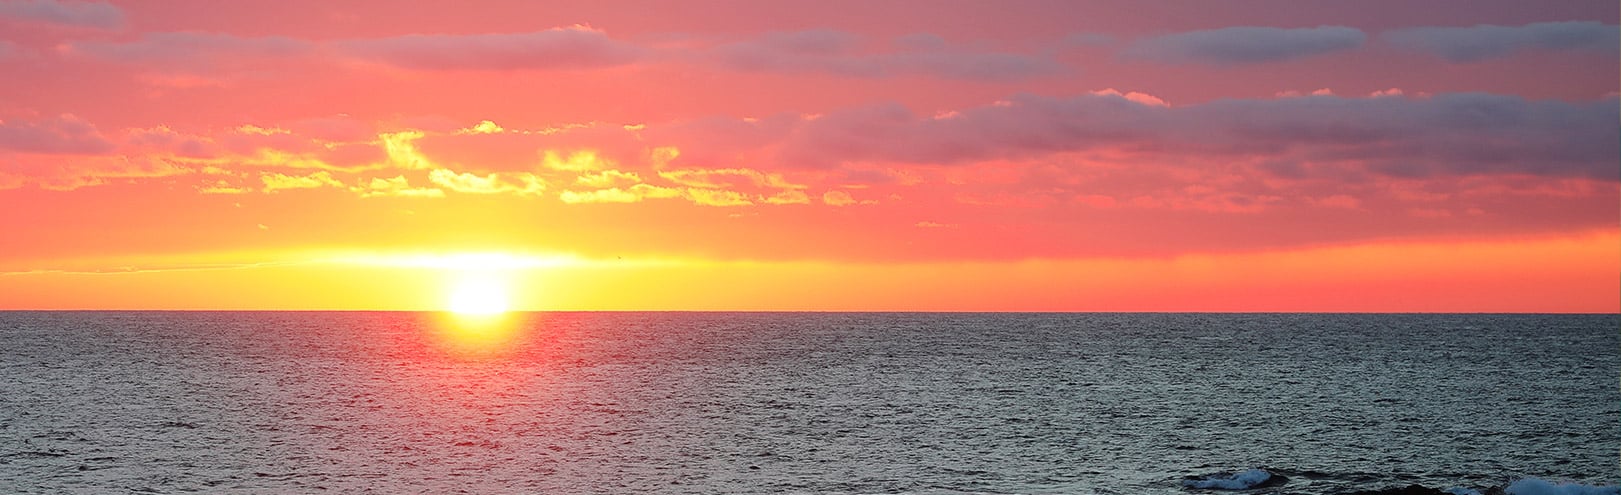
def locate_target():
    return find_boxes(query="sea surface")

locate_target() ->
[0,312,1616,494]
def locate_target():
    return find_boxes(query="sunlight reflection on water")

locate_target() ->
[0,312,1616,494]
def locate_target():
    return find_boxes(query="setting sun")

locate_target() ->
[446,275,512,315]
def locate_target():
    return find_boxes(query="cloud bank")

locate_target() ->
[1126,26,1366,64]
[1384,21,1620,62]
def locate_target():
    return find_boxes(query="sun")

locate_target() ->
[446,275,511,315]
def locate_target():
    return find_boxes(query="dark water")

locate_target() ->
[0,312,1616,494]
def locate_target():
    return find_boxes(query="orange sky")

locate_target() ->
[0,1,1616,311]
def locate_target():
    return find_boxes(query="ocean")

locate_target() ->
[0,312,1615,494]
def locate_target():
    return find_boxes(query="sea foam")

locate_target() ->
[1182,469,1275,490]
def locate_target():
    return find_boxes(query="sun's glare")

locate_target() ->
[446,276,511,315]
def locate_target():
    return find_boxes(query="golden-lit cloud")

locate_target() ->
[658,168,804,190]
[260,170,344,192]
[457,120,505,135]
[559,187,640,204]
[357,175,444,198]
[649,146,681,169]
[198,179,251,195]
[426,168,546,196]
[762,190,811,205]
[574,169,642,188]
[559,183,743,206]
[380,131,432,169]
[822,190,876,206]
[558,183,684,204]
[685,188,753,207]
[235,124,290,136]
[542,150,610,172]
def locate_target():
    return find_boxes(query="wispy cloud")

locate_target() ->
[0,0,122,30]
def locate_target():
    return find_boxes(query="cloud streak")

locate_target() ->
[1126,26,1365,64]
[0,0,121,29]
[1384,21,1620,62]
[0,114,114,154]
[775,92,1619,180]
[338,26,647,71]
[709,30,1065,80]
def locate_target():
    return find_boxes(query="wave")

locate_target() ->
[1502,479,1621,495]
[1182,469,1287,490]
[1180,469,1618,495]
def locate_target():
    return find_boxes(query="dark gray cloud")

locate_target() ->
[1126,26,1366,64]
[1383,21,1620,62]
[0,0,122,30]
[774,92,1619,180]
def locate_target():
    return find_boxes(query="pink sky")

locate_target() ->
[0,0,1616,311]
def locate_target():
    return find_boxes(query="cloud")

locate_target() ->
[762,190,810,205]
[574,169,641,188]
[558,183,681,204]
[821,190,881,206]
[0,114,114,154]
[0,0,122,29]
[457,120,505,135]
[542,150,613,172]
[339,26,646,71]
[357,175,443,198]
[1384,21,1620,62]
[63,26,1065,83]
[67,32,312,74]
[260,171,343,192]
[1126,26,1365,64]
[1089,88,1168,107]
[426,168,546,196]
[708,29,1064,81]
[379,131,433,169]
[778,92,1171,168]
[657,168,803,190]
[559,187,640,204]
[558,183,757,207]
[775,92,1619,180]
[197,179,251,195]
[0,154,188,190]
[64,26,642,79]
[685,188,752,207]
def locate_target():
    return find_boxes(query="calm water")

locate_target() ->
[0,312,1616,494]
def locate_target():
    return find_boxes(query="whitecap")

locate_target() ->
[1182,468,1275,490]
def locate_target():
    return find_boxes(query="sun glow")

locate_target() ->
[446,275,511,315]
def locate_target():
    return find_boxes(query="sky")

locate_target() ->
[0,0,1616,311]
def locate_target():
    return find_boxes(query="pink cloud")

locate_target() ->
[0,114,114,154]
